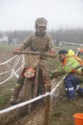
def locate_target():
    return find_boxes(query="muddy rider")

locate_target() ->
[10,17,56,104]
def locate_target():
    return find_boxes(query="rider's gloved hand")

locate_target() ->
[49,48,57,58]
[13,48,22,55]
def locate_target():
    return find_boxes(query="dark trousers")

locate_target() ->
[64,74,83,98]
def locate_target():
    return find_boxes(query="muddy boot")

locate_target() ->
[10,84,22,105]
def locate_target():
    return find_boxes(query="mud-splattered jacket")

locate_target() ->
[57,55,83,81]
[19,32,55,68]
[20,32,54,52]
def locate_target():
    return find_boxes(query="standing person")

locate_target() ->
[50,50,83,99]
[10,17,56,104]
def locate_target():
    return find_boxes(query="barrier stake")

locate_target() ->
[44,84,51,125]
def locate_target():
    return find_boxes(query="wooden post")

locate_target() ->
[44,84,51,125]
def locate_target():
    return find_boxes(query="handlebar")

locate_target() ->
[20,51,56,58]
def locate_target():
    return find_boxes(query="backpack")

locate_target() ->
[67,50,83,66]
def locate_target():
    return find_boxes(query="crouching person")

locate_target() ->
[50,50,83,99]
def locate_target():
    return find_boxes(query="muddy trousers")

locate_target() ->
[10,76,51,104]
[64,74,83,98]
[10,77,25,104]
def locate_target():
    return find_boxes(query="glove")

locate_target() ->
[49,71,59,80]
[81,68,83,73]
[13,48,22,55]
[49,48,57,58]
[77,68,83,76]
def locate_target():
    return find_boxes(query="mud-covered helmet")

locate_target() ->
[35,17,47,36]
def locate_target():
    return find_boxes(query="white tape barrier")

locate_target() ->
[10,56,21,77]
[22,55,25,65]
[0,55,17,65]
[0,65,24,85]
[11,56,21,70]
[0,76,65,114]
[51,76,66,94]
[0,55,25,84]
[0,92,50,114]
[0,70,11,75]
[76,48,80,56]
[11,69,19,78]
[10,55,25,78]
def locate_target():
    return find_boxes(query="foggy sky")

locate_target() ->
[0,0,83,31]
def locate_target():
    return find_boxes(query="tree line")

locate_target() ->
[0,29,83,45]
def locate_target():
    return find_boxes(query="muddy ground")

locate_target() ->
[0,46,83,125]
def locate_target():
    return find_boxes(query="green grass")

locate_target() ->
[0,80,16,109]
